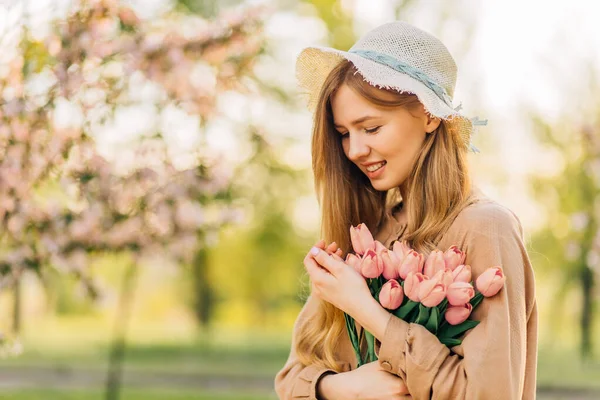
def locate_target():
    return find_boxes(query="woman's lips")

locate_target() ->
[366,161,386,178]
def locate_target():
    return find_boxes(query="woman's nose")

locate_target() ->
[347,133,370,161]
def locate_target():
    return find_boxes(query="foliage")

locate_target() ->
[529,114,600,358]
[0,0,266,293]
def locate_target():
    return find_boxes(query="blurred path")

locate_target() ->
[0,365,598,399]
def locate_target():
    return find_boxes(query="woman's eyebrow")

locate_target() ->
[333,115,379,128]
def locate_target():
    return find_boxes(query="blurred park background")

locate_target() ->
[0,0,599,399]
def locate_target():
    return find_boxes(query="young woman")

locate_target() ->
[275,21,538,400]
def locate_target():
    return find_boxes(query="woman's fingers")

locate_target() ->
[314,240,343,257]
[304,247,335,276]
[310,247,344,276]
[331,253,344,262]
[325,241,338,254]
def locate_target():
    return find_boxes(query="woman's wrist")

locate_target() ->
[317,371,353,400]
[352,297,392,342]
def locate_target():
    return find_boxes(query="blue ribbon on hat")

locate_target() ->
[468,117,488,154]
[351,49,488,154]
[349,49,454,107]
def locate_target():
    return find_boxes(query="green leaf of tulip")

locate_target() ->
[344,313,363,366]
[415,304,431,325]
[394,299,419,320]
[440,337,462,347]
[439,319,480,339]
[426,306,440,334]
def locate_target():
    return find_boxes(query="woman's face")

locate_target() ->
[330,83,440,192]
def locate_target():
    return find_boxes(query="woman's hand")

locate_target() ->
[318,361,411,400]
[305,241,393,340]
[316,239,344,259]
[303,242,372,317]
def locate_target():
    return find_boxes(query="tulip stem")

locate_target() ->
[358,327,366,366]
[470,291,484,308]
[438,298,449,315]
[365,330,377,362]
[344,312,363,367]
[439,319,448,331]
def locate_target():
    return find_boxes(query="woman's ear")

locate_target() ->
[425,114,441,133]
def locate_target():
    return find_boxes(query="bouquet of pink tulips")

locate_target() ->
[345,223,506,366]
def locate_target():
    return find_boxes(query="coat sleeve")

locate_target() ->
[374,203,537,400]
[274,294,343,400]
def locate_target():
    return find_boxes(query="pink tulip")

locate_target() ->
[359,249,383,279]
[350,223,375,255]
[446,281,475,306]
[443,245,466,271]
[380,249,401,280]
[345,253,361,274]
[476,267,506,297]
[374,240,387,254]
[418,272,447,307]
[404,272,427,302]
[398,250,424,279]
[452,264,472,283]
[392,240,411,263]
[423,249,445,278]
[445,303,473,325]
[379,279,404,310]
[438,268,454,288]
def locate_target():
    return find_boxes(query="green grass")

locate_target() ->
[1,336,600,398]
[0,389,276,400]
[537,349,600,390]
[0,339,290,377]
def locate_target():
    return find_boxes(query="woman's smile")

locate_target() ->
[365,160,387,178]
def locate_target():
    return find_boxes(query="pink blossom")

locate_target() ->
[350,223,375,256]
[476,267,506,297]
[446,282,475,306]
[398,250,425,279]
[423,249,445,278]
[359,249,383,279]
[418,272,447,307]
[404,272,427,302]
[452,264,472,283]
[380,249,401,280]
[445,303,473,325]
[443,245,466,271]
[379,279,404,310]
[392,240,411,263]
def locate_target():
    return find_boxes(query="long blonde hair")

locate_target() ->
[296,60,476,371]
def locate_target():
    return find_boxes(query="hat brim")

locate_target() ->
[296,46,475,150]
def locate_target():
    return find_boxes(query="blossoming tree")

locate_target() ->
[0,0,266,395]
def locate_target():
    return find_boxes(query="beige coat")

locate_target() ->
[274,189,538,400]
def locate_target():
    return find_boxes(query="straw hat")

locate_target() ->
[295,21,486,153]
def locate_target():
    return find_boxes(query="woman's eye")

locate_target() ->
[364,126,381,134]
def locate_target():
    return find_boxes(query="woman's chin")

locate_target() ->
[370,179,395,192]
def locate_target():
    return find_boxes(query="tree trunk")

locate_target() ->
[12,277,21,335]
[192,245,214,327]
[580,265,594,360]
[105,261,139,400]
